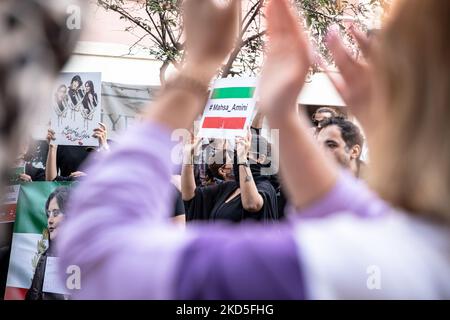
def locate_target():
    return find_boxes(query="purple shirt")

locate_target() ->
[57,122,389,299]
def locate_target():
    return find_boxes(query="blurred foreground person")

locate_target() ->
[59,0,450,299]
[0,0,81,187]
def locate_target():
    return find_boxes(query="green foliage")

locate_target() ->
[98,0,386,80]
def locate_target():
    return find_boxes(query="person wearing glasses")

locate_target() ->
[26,187,70,300]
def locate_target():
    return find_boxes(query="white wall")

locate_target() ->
[63,41,164,86]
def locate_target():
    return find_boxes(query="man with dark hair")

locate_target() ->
[312,107,339,127]
[317,117,365,177]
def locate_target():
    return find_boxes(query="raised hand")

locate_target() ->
[92,122,108,148]
[236,129,252,164]
[259,0,313,126]
[183,0,239,68]
[324,25,373,124]
[46,128,56,146]
[19,174,32,182]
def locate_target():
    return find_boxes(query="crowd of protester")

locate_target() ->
[0,0,449,300]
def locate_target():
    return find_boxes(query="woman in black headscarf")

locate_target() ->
[181,131,278,223]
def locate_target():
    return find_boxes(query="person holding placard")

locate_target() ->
[58,0,450,299]
[181,131,278,223]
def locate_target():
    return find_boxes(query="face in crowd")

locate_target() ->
[316,118,363,176]
[56,85,67,102]
[317,125,355,169]
[45,187,69,241]
[71,79,81,90]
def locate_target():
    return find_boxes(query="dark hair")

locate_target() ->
[85,80,95,94]
[312,107,341,127]
[45,186,70,213]
[70,75,83,87]
[315,107,338,117]
[208,162,225,180]
[207,148,232,180]
[319,117,364,153]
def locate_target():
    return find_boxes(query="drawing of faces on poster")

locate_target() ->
[50,72,101,146]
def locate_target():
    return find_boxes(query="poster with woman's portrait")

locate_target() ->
[51,72,102,146]
[4,182,73,300]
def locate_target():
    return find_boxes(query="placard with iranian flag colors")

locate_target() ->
[198,77,257,139]
[4,182,72,300]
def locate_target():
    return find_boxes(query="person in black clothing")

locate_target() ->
[0,223,13,300]
[172,187,186,226]
[14,138,45,182]
[182,131,278,223]
[26,186,70,300]
[45,123,110,181]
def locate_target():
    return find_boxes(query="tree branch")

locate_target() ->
[240,0,263,41]
[97,0,164,47]
[221,30,266,78]
[145,5,163,41]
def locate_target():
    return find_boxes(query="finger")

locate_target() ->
[326,25,359,80]
[222,0,238,26]
[266,0,312,61]
[322,68,347,101]
[267,0,302,37]
[349,24,371,58]
[98,122,106,130]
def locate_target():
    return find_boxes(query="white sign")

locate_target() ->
[51,72,102,146]
[4,185,20,205]
[198,77,257,139]
[43,257,69,295]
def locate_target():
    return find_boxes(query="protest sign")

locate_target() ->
[50,72,102,146]
[4,182,72,300]
[198,77,257,139]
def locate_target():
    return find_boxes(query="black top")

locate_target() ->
[25,163,45,182]
[173,189,185,217]
[25,244,65,300]
[185,180,278,223]
[0,245,11,300]
[56,146,90,177]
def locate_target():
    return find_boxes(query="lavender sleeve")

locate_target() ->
[57,122,305,299]
[286,170,389,220]
[57,123,190,299]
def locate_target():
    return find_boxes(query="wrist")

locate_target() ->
[183,147,194,165]
[267,110,299,129]
[181,62,217,86]
[237,157,249,165]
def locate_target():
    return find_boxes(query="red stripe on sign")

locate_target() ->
[4,287,28,300]
[202,117,247,130]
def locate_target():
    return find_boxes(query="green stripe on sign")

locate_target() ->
[211,87,255,99]
[14,182,73,234]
